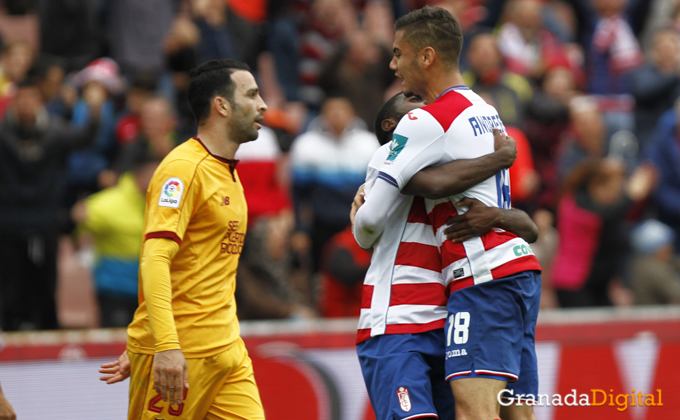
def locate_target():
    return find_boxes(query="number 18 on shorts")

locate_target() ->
[443,271,542,386]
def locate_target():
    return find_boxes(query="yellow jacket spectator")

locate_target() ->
[73,153,159,327]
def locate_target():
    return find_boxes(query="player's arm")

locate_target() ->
[402,128,516,199]
[141,237,189,407]
[353,178,400,249]
[444,198,538,243]
[0,381,16,420]
[354,110,446,248]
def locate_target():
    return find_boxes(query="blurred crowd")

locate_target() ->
[0,0,679,332]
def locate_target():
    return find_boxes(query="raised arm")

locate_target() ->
[444,198,538,243]
[402,129,516,199]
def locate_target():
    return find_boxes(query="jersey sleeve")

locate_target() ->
[143,159,201,245]
[377,109,446,190]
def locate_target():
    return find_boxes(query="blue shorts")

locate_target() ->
[444,270,541,399]
[357,330,455,420]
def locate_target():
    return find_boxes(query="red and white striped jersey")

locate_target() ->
[377,86,541,295]
[357,144,447,344]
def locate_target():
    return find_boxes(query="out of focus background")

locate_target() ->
[0,0,679,419]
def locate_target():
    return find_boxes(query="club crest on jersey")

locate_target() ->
[158,177,184,208]
[397,386,412,412]
[387,133,408,162]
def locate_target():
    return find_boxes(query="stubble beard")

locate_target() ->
[228,104,259,144]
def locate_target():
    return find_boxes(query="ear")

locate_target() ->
[421,47,436,68]
[213,96,230,118]
[381,118,397,133]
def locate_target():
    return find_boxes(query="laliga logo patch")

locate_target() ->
[397,386,412,412]
[159,177,184,208]
[164,180,180,196]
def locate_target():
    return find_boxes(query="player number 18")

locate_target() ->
[447,311,470,346]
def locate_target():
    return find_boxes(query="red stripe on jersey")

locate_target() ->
[422,90,474,132]
[361,284,374,309]
[407,197,429,224]
[145,231,182,245]
[491,256,542,279]
[356,328,371,344]
[395,243,441,272]
[384,319,446,335]
[449,277,474,293]
[390,283,448,306]
[441,241,467,268]
[430,201,458,231]
[482,230,518,251]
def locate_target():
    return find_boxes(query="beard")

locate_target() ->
[227,103,260,144]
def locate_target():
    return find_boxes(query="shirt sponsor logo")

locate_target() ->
[397,386,412,412]
[158,177,184,208]
[387,134,408,162]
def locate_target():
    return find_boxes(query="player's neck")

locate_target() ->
[423,70,466,104]
[196,123,239,160]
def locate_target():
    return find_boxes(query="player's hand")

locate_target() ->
[0,392,16,420]
[153,349,189,407]
[350,184,366,228]
[493,128,517,169]
[99,351,131,384]
[444,198,500,243]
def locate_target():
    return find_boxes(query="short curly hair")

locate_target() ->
[394,6,464,68]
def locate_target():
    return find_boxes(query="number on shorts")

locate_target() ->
[447,312,470,346]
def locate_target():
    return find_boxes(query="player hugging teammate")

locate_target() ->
[353,6,542,420]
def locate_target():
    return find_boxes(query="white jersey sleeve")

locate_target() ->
[376,109,446,190]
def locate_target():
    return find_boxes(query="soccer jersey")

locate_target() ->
[377,86,541,291]
[357,144,446,344]
[127,137,247,358]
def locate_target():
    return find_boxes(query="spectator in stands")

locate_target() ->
[191,0,241,64]
[65,58,123,202]
[34,58,70,120]
[318,226,371,318]
[628,29,680,152]
[71,150,160,327]
[0,41,33,99]
[115,95,177,174]
[630,219,680,305]
[648,99,680,253]
[290,97,379,270]
[506,125,540,208]
[0,76,103,331]
[524,67,576,208]
[557,96,607,182]
[567,0,647,95]
[298,0,358,109]
[234,126,314,319]
[497,0,581,82]
[463,33,532,127]
[36,0,103,71]
[114,72,158,147]
[551,158,655,307]
[108,0,174,75]
[0,380,15,420]
[319,29,395,129]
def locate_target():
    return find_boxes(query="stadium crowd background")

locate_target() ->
[0,0,679,333]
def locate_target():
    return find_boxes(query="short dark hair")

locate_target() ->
[188,59,250,123]
[374,93,405,145]
[394,6,463,68]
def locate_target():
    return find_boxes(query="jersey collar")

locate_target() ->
[193,136,239,177]
[435,85,470,101]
